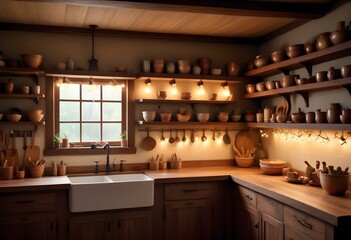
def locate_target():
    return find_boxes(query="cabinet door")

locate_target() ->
[234,201,259,240]
[164,199,213,240]
[69,213,114,240]
[0,213,56,240]
[116,210,152,240]
[260,212,283,240]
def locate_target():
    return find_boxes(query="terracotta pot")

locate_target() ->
[226,62,240,76]
[306,112,316,123]
[305,42,316,54]
[327,67,340,80]
[330,21,348,45]
[316,32,331,50]
[341,64,351,78]
[315,109,327,123]
[197,57,211,75]
[291,108,305,123]
[327,103,342,123]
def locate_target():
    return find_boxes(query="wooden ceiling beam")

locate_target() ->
[17,0,332,19]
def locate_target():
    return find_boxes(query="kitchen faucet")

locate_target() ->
[91,142,112,173]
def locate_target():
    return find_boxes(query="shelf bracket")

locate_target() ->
[296,92,309,107]
[300,63,313,77]
[276,68,290,75]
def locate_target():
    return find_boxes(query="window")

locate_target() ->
[44,75,136,156]
[57,78,125,146]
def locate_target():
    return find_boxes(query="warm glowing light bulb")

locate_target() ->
[144,79,152,94]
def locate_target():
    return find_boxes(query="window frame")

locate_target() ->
[44,75,136,156]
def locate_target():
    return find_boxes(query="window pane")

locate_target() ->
[60,84,80,100]
[82,85,101,100]
[82,102,101,121]
[82,123,101,142]
[103,85,122,101]
[103,103,121,121]
[60,102,80,121]
[103,123,121,141]
[60,123,80,142]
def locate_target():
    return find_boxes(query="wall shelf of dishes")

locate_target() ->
[244,40,351,77]
[247,122,351,131]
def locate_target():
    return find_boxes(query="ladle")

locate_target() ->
[160,128,165,141]
[175,129,180,143]
[182,129,187,142]
[88,25,98,71]
[169,129,175,144]
[201,129,207,142]
[190,129,195,143]
[212,129,216,141]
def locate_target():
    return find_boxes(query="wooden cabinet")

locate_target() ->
[69,209,152,240]
[0,190,68,240]
[234,185,283,240]
[163,181,229,240]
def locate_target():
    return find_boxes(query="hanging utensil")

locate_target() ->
[160,128,165,141]
[140,129,156,151]
[190,129,195,143]
[201,129,207,142]
[182,130,187,142]
[23,130,27,150]
[223,129,231,145]
[88,24,98,71]
[212,129,216,141]
[169,129,175,144]
[175,129,180,143]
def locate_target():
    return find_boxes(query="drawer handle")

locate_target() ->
[183,189,197,193]
[245,194,253,200]
[16,200,34,204]
[297,218,312,229]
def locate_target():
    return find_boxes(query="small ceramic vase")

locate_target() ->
[330,21,348,45]
[316,32,331,50]
[6,79,14,93]
[327,103,342,123]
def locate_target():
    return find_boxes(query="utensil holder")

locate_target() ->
[1,166,14,180]
[57,165,66,176]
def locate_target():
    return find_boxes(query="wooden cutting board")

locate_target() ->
[24,130,40,163]
[235,130,255,152]
[9,132,19,171]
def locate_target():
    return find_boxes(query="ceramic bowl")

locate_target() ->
[181,92,191,100]
[21,54,43,68]
[259,159,286,175]
[340,114,351,124]
[276,114,288,123]
[270,50,286,63]
[254,55,268,68]
[235,157,254,168]
[160,113,172,122]
[231,114,241,122]
[341,65,351,78]
[178,64,191,74]
[256,82,266,92]
[295,78,308,85]
[217,113,229,122]
[244,113,256,122]
[280,75,298,88]
[196,113,210,122]
[6,113,22,122]
[316,71,328,82]
[265,80,276,90]
[27,112,44,122]
[142,111,156,122]
[320,172,350,195]
[211,68,222,76]
[28,165,45,178]
[177,114,191,122]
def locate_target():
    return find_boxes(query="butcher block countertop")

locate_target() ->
[0,166,350,226]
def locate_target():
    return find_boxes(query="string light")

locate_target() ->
[169,79,178,96]
[221,81,231,98]
[144,78,152,94]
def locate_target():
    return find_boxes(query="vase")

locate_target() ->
[316,32,331,50]
[327,103,342,123]
[330,21,348,45]
[6,79,14,93]
[226,62,240,76]
[197,57,211,75]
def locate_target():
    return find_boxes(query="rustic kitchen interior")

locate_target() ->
[0,0,350,239]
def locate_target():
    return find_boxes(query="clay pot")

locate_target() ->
[291,108,305,123]
[315,109,327,123]
[305,42,316,54]
[306,112,316,123]
[197,57,211,75]
[280,74,299,88]
[327,67,341,80]
[152,59,164,73]
[330,21,348,45]
[341,64,351,78]
[253,55,268,68]
[5,79,14,93]
[327,103,342,123]
[226,62,240,76]
[316,32,331,50]
[316,71,328,82]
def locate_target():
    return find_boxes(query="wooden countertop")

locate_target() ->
[0,166,350,226]
[145,166,351,226]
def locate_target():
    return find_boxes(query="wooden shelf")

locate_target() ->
[0,93,45,99]
[247,122,351,131]
[0,67,45,77]
[135,99,236,104]
[136,120,248,129]
[45,69,136,79]
[0,121,45,127]
[244,40,351,77]
[136,72,254,82]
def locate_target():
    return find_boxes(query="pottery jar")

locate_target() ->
[316,32,331,50]
[66,57,75,70]
[166,62,175,73]
[305,42,316,54]
[197,57,211,75]
[341,64,351,78]
[193,65,201,75]
[327,103,342,123]
[256,113,264,123]
[263,107,271,123]
[330,21,348,45]
[5,79,14,93]
[327,67,340,80]
[226,62,240,76]
[315,109,327,123]
[306,112,316,123]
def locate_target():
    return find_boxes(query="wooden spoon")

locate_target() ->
[175,129,180,143]
[182,130,187,142]
[190,129,195,143]
[160,128,165,141]
[223,129,231,145]
[212,129,216,141]
[201,129,207,142]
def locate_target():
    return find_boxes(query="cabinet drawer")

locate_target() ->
[164,182,216,201]
[257,194,283,221]
[236,185,257,208]
[284,206,325,240]
[0,192,56,214]
[284,225,313,240]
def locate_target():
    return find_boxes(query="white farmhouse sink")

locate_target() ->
[68,173,154,212]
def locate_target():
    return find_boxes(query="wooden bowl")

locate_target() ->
[28,165,45,178]
[259,159,286,175]
[21,54,43,68]
[235,157,254,168]
[6,113,22,122]
[177,114,191,122]
[27,113,44,122]
[196,113,210,122]
[246,84,256,94]
[160,113,172,122]
[319,172,350,195]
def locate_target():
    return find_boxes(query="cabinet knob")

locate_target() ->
[245,194,253,200]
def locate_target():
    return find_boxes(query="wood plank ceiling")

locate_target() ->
[0,0,337,42]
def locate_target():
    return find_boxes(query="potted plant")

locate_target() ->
[61,134,69,148]
[53,133,61,148]
[120,130,127,147]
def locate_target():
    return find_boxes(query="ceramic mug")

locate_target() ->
[21,85,30,94]
[142,60,151,73]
